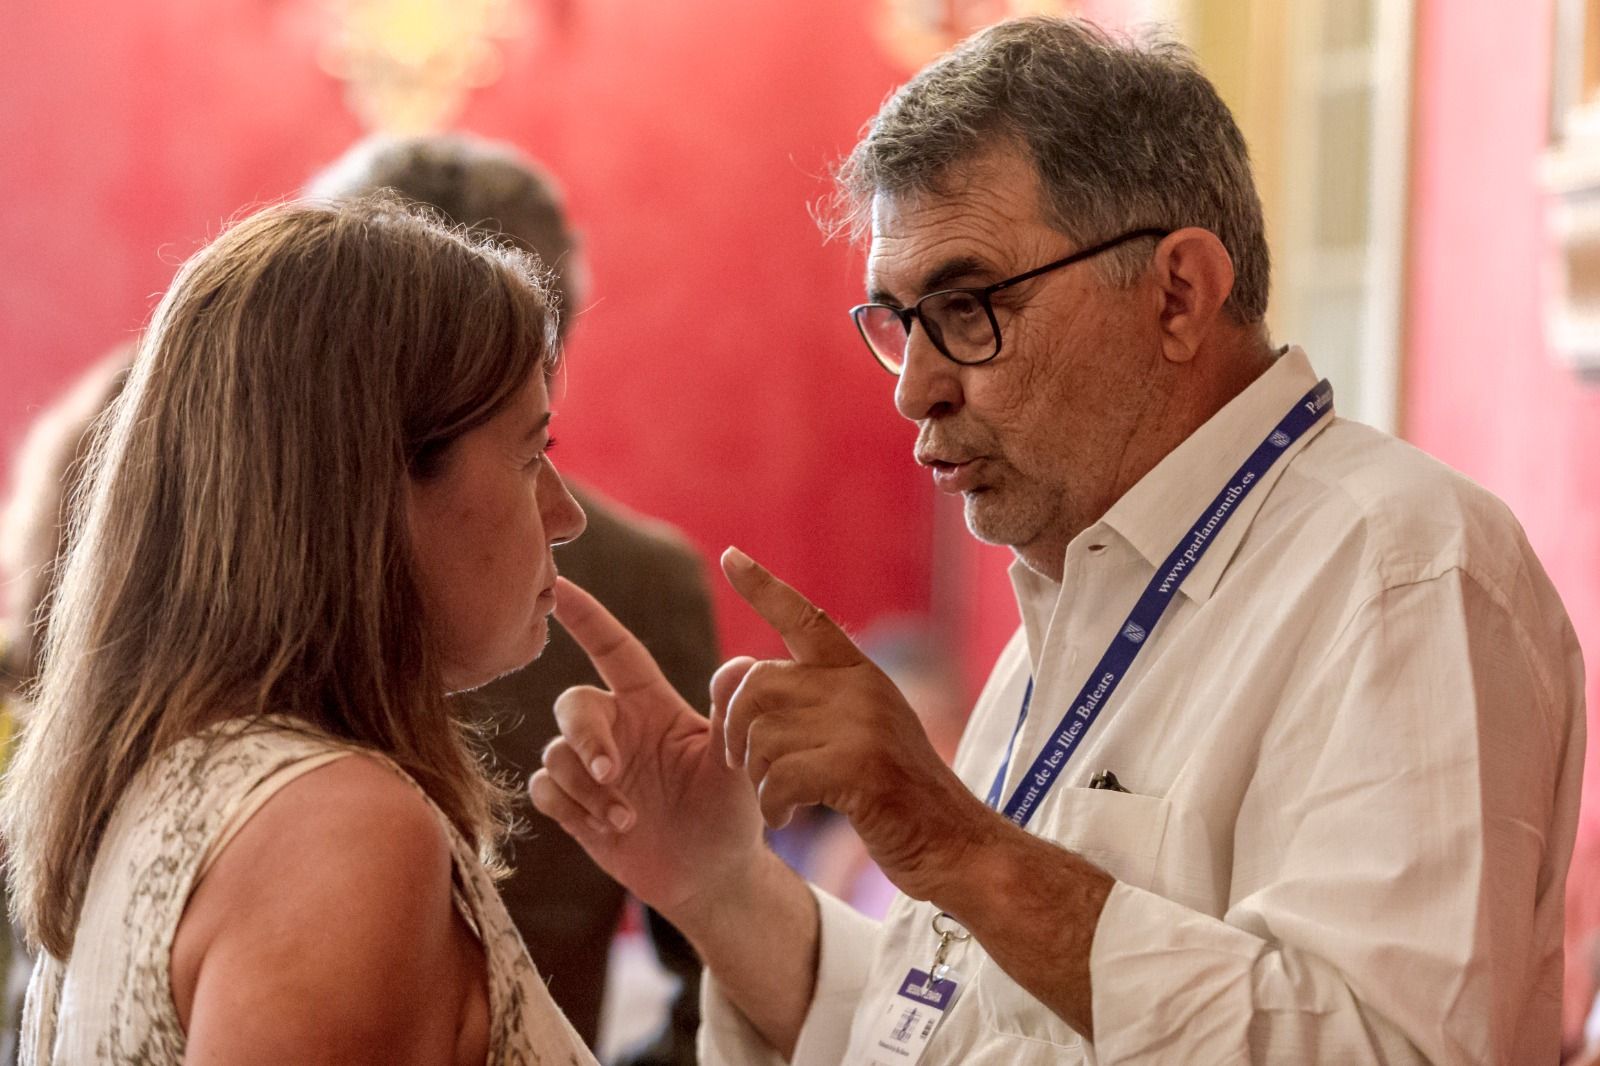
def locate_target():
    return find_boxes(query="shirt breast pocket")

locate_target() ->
[975,787,1171,1052]
[1048,786,1171,889]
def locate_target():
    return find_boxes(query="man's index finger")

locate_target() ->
[720,547,863,667]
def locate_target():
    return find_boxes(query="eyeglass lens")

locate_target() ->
[856,291,999,373]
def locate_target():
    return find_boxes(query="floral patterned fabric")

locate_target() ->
[21,719,596,1065]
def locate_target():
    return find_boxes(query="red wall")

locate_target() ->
[0,0,933,660]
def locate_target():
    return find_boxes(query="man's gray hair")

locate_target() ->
[309,134,588,339]
[830,17,1269,323]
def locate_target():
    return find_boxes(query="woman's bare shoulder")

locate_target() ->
[188,750,454,922]
[172,752,476,1064]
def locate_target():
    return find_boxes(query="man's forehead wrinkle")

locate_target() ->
[871,235,999,298]
[865,147,1057,297]
[866,195,1031,304]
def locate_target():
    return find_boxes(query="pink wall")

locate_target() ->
[1406,0,1600,1041]
[1404,0,1600,739]
[0,0,934,660]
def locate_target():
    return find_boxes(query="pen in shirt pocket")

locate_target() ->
[1087,769,1131,793]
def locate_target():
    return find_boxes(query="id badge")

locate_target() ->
[846,967,965,1066]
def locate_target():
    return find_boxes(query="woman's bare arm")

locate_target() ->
[173,754,486,1065]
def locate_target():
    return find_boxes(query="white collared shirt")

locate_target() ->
[701,349,1585,1065]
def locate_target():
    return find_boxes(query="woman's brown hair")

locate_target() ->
[1,196,560,957]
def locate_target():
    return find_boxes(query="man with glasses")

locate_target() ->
[532,16,1583,1065]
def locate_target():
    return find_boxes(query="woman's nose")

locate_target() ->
[542,464,587,546]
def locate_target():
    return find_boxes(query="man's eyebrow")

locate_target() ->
[868,255,994,306]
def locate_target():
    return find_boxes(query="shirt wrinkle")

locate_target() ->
[698,347,1584,1066]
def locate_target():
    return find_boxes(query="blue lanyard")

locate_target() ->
[988,380,1333,829]
[984,679,1032,809]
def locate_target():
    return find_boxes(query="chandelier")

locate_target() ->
[319,0,528,134]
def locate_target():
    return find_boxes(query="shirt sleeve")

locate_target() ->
[1089,568,1581,1065]
[698,887,882,1066]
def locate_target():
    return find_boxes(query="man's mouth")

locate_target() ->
[925,456,985,494]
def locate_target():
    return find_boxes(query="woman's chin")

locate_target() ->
[443,621,551,695]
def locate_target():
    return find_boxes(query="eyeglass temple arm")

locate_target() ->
[986,228,1172,295]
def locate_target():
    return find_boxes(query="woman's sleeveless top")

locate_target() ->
[20,720,597,1066]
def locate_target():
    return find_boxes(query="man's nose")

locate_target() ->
[893,329,963,422]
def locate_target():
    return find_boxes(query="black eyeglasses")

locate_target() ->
[849,228,1171,375]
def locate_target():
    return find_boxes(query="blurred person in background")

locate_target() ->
[309,133,718,1066]
[531,16,1584,1065]
[0,197,598,1063]
[0,352,132,1064]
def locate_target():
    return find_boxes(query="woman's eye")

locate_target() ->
[525,438,557,469]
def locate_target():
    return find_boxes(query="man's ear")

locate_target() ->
[1148,228,1235,365]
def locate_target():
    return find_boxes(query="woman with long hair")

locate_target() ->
[0,195,592,1064]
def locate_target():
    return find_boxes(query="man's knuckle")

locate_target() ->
[746,713,779,752]
[794,603,830,631]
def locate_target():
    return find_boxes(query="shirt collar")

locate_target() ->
[1096,346,1331,605]
[1008,556,1060,674]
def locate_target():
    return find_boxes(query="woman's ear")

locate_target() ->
[1148,227,1235,365]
